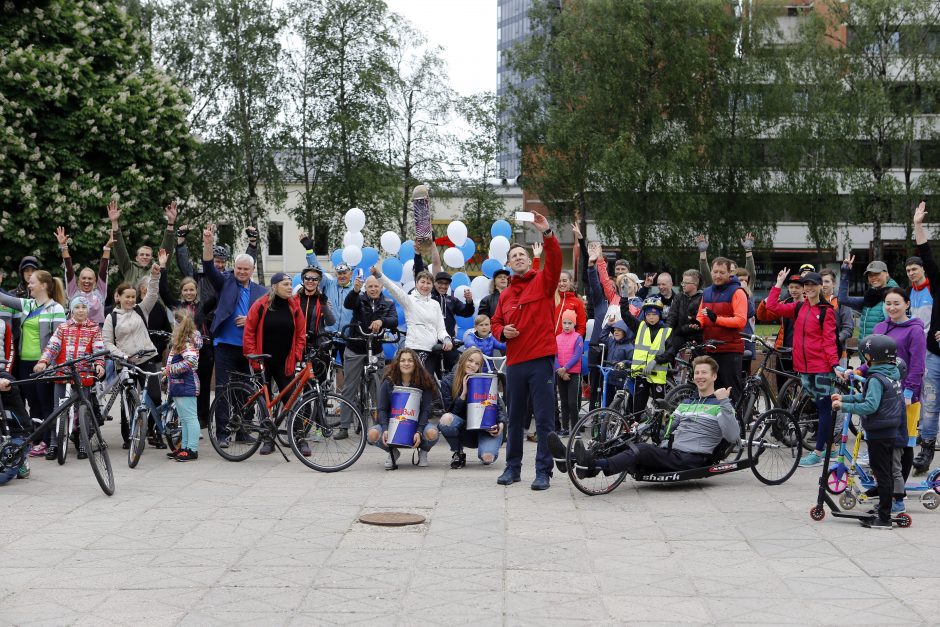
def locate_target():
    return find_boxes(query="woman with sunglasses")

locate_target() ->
[297,266,336,340]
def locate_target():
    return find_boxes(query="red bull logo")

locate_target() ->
[466,374,499,430]
[388,386,422,447]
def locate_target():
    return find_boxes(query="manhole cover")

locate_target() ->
[358,512,426,527]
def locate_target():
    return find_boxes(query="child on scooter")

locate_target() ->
[832,334,906,530]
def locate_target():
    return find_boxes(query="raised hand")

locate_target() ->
[531,210,550,233]
[370,265,381,278]
[463,288,472,302]
[694,234,708,253]
[841,254,855,270]
[107,199,121,224]
[353,276,364,292]
[203,224,215,245]
[741,232,754,252]
[55,226,68,247]
[588,241,602,262]
[775,267,790,286]
[532,241,543,258]
[571,222,582,240]
[914,201,927,225]
[158,248,169,268]
[164,200,178,225]
[151,263,161,277]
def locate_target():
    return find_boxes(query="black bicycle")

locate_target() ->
[0,351,115,496]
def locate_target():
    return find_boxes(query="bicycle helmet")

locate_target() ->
[212,244,230,260]
[860,334,897,365]
[641,297,664,314]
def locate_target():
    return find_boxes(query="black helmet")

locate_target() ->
[860,334,897,364]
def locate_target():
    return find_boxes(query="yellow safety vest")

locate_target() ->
[631,322,672,384]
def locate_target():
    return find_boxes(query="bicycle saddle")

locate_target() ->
[246,353,272,360]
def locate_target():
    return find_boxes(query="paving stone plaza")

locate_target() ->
[1,424,937,625]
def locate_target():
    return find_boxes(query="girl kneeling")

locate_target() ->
[368,348,439,469]
[440,348,505,468]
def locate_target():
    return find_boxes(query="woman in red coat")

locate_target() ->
[552,271,587,337]
[243,272,306,453]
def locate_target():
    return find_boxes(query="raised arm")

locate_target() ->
[108,200,132,277]
[596,257,619,305]
[375,268,412,315]
[696,234,711,287]
[159,201,177,257]
[138,266,161,316]
[742,232,756,281]
[837,256,864,311]
[56,226,75,285]
[201,224,225,292]
[98,230,113,284]
[175,230,195,279]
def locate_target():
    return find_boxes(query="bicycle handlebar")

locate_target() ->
[340,324,401,343]
[34,349,110,376]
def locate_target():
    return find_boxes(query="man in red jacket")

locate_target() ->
[491,211,561,490]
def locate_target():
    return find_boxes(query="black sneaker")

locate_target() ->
[334,428,349,441]
[259,441,274,455]
[77,449,88,460]
[298,439,312,457]
[167,448,181,459]
[573,440,597,470]
[44,446,58,460]
[122,441,130,450]
[547,432,569,473]
[450,451,466,469]
[860,517,892,530]
[176,449,198,462]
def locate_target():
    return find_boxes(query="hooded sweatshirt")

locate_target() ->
[859,316,926,402]
[910,278,932,335]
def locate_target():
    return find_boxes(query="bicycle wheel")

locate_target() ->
[566,408,633,496]
[208,382,265,461]
[162,405,182,452]
[363,377,378,430]
[128,406,148,468]
[56,407,72,465]
[777,377,801,410]
[287,392,366,472]
[791,393,819,452]
[663,383,696,411]
[748,408,801,485]
[78,403,114,496]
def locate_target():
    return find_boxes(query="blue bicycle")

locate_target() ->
[112,357,181,468]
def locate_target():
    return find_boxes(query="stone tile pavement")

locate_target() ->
[1,422,938,625]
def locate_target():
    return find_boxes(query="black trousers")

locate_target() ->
[712,352,744,404]
[867,438,895,524]
[604,442,710,475]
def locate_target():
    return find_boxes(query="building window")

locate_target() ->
[217,223,235,253]
[268,222,283,256]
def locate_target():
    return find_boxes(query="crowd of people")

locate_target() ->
[1,199,938,529]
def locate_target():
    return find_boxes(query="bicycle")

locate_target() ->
[111,357,182,468]
[208,335,367,472]
[0,351,115,496]
[340,325,402,432]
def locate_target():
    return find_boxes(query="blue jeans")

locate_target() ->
[176,396,199,452]
[919,352,940,441]
[368,423,439,452]
[439,414,503,462]
[505,356,556,476]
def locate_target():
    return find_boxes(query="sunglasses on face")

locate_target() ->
[304,276,320,282]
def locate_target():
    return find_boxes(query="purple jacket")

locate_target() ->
[864,317,926,402]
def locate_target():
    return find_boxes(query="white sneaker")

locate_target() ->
[384,448,400,469]
[418,450,429,467]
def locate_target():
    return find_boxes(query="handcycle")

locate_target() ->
[823,369,940,514]
[561,396,802,496]
[0,351,115,496]
[208,332,367,472]
[110,356,182,468]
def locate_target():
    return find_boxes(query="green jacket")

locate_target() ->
[113,227,174,287]
[838,268,899,340]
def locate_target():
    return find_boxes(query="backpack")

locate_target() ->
[109,305,147,336]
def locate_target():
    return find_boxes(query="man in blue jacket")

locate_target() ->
[203,225,267,445]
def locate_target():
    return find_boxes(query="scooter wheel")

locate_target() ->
[920,492,939,510]
[895,513,912,528]
[810,505,826,521]
[839,492,857,510]
[827,470,848,494]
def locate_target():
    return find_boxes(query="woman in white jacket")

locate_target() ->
[102,264,164,448]
[373,266,452,374]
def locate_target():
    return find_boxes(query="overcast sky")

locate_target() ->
[385,0,496,96]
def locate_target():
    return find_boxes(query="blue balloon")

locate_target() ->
[399,239,415,261]
[451,272,470,288]
[330,249,344,268]
[491,220,512,240]
[396,303,406,325]
[481,258,503,279]
[360,247,379,269]
[382,257,403,282]
[383,342,398,361]
[456,315,475,329]
[458,238,476,260]
[292,272,302,289]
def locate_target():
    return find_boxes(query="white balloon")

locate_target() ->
[446,221,468,247]
[401,259,414,281]
[442,247,465,268]
[380,231,401,255]
[342,245,362,266]
[470,276,491,304]
[489,235,510,257]
[344,207,366,232]
[343,231,364,248]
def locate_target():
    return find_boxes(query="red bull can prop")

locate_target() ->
[465,373,499,430]
[387,386,422,447]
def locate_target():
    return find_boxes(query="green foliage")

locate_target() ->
[0,0,194,278]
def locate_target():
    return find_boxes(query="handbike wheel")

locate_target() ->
[208,382,265,461]
[748,408,800,485]
[56,410,70,465]
[287,392,365,472]
[566,408,631,496]
[79,404,114,496]
[663,383,696,412]
[128,408,147,468]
